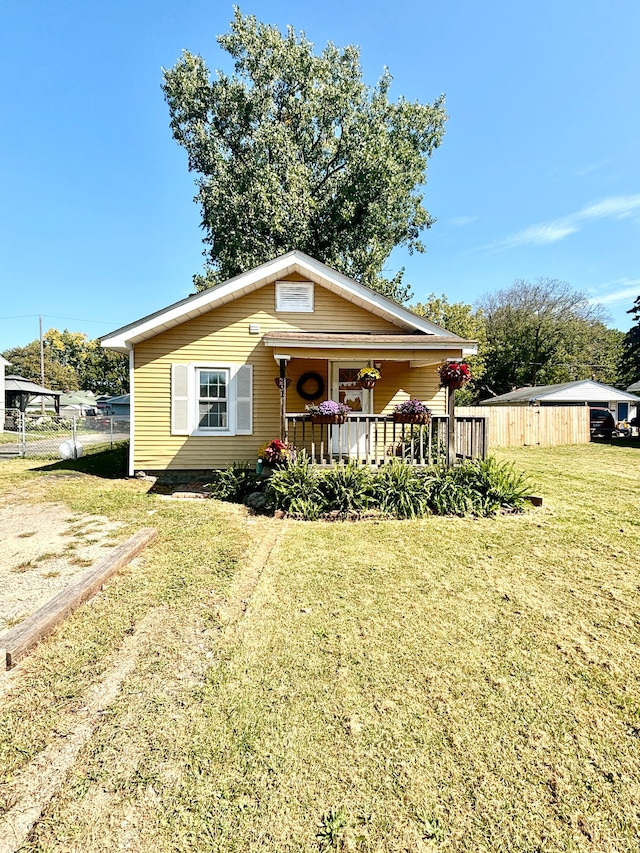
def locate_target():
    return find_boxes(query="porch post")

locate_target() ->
[279,358,287,441]
[447,386,456,466]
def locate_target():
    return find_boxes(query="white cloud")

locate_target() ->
[486,194,640,252]
[589,279,640,306]
[579,196,640,221]
[500,221,579,247]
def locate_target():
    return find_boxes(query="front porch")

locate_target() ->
[285,412,488,466]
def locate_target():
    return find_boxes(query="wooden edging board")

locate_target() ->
[1,527,157,671]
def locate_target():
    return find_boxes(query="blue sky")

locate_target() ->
[1,0,638,351]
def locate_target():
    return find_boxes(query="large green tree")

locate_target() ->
[411,294,487,403]
[162,8,447,301]
[2,329,129,395]
[478,279,623,398]
[620,295,640,386]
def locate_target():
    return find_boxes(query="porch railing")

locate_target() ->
[284,413,487,467]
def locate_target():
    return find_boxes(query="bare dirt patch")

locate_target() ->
[0,503,123,635]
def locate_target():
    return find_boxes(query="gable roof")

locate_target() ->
[101,251,468,353]
[5,375,62,396]
[480,379,640,405]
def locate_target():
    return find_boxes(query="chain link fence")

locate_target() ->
[1,409,130,458]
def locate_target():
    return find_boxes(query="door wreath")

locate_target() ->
[296,371,325,401]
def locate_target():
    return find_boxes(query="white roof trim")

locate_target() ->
[101,251,459,353]
[263,336,475,353]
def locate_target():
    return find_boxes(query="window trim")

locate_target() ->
[195,367,230,433]
[190,363,235,436]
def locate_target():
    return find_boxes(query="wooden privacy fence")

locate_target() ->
[456,406,590,448]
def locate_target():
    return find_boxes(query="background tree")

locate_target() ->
[2,330,129,395]
[478,278,622,398]
[162,8,447,301]
[3,339,79,390]
[411,294,487,403]
[619,295,640,386]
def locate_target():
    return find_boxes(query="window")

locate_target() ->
[275,280,314,312]
[197,369,228,430]
[171,363,253,437]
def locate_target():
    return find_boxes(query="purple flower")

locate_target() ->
[306,400,351,416]
[393,399,431,415]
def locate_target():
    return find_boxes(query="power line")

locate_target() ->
[0,314,122,325]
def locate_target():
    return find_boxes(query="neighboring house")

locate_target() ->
[59,391,98,417]
[479,380,640,423]
[0,355,9,433]
[100,394,130,417]
[101,251,478,475]
[627,380,640,395]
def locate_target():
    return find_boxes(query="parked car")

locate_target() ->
[589,408,616,438]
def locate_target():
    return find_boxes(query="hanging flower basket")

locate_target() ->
[393,412,431,424]
[439,362,471,389]
[393,399,431,424]
[306,400,351,425]
[310,414,347,425]
[357,367,381,390]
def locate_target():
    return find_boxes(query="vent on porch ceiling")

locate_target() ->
[275,281,314,313]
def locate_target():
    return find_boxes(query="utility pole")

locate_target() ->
[39,316,45,413]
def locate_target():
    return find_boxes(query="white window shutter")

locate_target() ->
[235,365,253,435]
[171,364,190,435]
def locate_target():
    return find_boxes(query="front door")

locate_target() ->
[330,362,372,456]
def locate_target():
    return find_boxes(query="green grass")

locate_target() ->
[2,442,639,851]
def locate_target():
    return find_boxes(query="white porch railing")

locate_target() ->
[284,413,487,466]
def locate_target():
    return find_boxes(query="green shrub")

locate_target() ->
[212,455,531,520]
[423,465,477,516]
[424,457,530,517]
[266,452,326,516]
[374,459,431,519]
[206,466,259,502]
[461,457,531,514]
[319,461,374,514]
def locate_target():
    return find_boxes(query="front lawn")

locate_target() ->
[1,443,639,851]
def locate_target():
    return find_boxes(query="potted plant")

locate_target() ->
[257,438,293,470]
[393,399,432,424]
[439,361,471,390]
[305,400,351,424]
[357,366,381,389]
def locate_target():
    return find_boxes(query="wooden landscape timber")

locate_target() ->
[1,528,157,670]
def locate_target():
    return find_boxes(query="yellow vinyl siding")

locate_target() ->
[133,279,458,470]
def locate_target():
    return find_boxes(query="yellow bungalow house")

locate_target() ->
[101,251,481,475]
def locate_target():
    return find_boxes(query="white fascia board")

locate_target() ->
[101,254,299,350]
[292,253,459,337]
[101,251,463,351]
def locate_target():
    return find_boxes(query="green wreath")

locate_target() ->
[296,371,325,401]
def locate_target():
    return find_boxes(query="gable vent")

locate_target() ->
[275,281,314,313]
